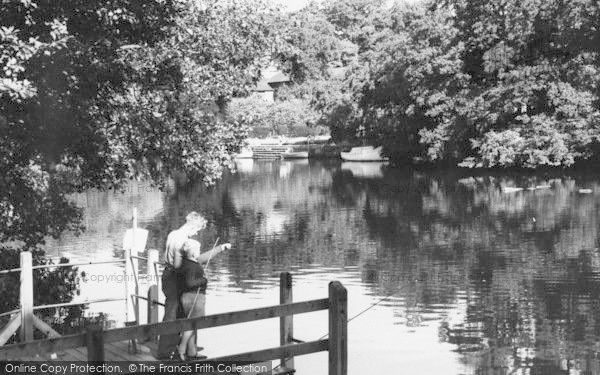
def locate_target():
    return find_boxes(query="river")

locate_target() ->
[44,159,600,375]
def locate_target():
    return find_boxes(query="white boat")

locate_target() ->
[502,187,523,193]
[281,147,308,159]
[340,146,388,162]
[235,147,253,159]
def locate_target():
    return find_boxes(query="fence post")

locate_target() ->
[131,208,140,323]
[147,249,159,286]
[280,272,294,369]
[147,285,159,323]
[328,281,347,375]
[86,325,105,373]
[147,249,160,329]
[124,248,136,323]
[20,251,34,342]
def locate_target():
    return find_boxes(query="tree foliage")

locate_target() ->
[0,0,280,334]
[317,0,600,168]
[228,95,323,138]
[274,3,345,83]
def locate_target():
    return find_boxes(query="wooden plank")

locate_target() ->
[62,348,87,361]
[103,343,130,361]
[86,326,104,362]
[71,346,91,362]
[102,349,119,362]
[280,272,294,369]
[201,340,328,363]
[16,355,38,361]
[110,341,155,361]
[273,367,296,375]
[32,315,61,338]
[113,340,156,360]
[20,252,34,342]
[147,249,160,329]
[125,248,138,324]
[147,285,159,329]
[103,298,329,344]
[0,313,21,346]
[143,339,158,356]
[328,282,347,375]
[0,298,329,360]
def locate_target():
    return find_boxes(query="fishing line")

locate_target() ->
[317,290,397,340]
[264,289,399,374]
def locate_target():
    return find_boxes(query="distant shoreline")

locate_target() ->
[246,135,331,146]
[242,137,600,170]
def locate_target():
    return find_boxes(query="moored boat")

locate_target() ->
[340,146,388,161]
[281,147,309,159]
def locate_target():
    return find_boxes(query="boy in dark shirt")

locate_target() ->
[177,238,230,359]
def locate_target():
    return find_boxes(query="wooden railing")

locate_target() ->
[0,208,161,345]
[0,272,348,375]
[0,252,130,345]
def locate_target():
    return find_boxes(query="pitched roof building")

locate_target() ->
[252,70,292,102]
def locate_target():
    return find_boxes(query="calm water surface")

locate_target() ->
[45,159,600,375]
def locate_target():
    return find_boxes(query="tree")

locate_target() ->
[101,0,279,184]
[317,2,454,160]
[275,3,351,83]
[445,0,600,168]
[228,96,323,138]
[0,0,280,336]
[321,0,600,167]
[323,0,389,52]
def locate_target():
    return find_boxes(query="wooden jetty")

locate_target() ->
[251,146,290,159]
[0,212,348,375]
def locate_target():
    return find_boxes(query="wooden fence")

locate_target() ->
[0,209,348,374]
[0,271,348,375]
[0,251,158,345]
[0,209,157,344]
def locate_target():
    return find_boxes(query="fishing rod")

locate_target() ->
[187,236,220,319]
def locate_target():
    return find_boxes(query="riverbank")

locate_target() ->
[246,136,600,170]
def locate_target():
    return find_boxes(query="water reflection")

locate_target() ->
[341,161,386,179]
[45,162,600,375]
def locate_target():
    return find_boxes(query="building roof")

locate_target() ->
[254,78,274,92]
[268,72,291,84]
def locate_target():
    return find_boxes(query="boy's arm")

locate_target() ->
[197,243,231,264]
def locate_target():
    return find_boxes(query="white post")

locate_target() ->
[132,209,141,323]
[124,248,136,323]
[155,261,164,319]
[123,207,148,324]
[131,208,139,279]
[20,251,34,342]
